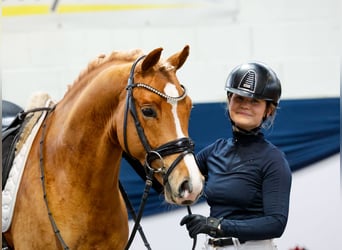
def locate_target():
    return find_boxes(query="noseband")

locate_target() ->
[123,55,195,185]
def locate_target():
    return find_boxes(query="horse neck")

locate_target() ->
[59,63,127,132]
[48,65,128,187]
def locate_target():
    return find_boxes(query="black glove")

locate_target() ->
[180,214,224,238]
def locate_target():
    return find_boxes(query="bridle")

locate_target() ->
[123,55,195,185]
[123,55,196,250]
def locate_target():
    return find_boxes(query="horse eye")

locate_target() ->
[141,107,157,118]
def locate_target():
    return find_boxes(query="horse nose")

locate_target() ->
[178,179,193,198]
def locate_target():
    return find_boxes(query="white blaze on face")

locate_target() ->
[164,83,203,199]
[164,83,185,138]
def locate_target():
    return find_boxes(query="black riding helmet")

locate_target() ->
[225,61,281,106]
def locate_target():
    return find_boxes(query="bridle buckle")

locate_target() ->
[144,150,167,175]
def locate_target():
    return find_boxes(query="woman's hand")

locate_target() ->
[180,214,224,238]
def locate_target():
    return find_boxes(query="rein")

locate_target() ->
[6,105,68,250]
[38,105,70,250]
[123,55,197,250]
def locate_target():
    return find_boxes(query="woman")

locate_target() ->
[180,62,292,250]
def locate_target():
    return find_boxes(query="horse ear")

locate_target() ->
[141,48,163,71]
[167,45,190,70]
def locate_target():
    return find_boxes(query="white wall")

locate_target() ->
[2,0,340,107]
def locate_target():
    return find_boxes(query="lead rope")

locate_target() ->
[187,206,197,250]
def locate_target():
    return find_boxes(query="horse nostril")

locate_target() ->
[179,180,192,198]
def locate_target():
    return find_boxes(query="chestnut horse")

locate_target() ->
[3,46,204,249]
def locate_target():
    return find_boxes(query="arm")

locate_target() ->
[220,213,288,241]
[220,155,292,241]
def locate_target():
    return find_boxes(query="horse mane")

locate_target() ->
[66,49,144,94]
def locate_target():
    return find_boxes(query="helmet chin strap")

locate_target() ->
[232,123,260,135]
[228,113,267,135]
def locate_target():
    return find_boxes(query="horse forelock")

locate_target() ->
[159,60,175,72]
[66,49,144,93]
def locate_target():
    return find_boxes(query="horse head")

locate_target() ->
[117,45,204,205]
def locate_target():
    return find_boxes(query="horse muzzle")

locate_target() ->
[144,137,204,205]
[162,154,204,205]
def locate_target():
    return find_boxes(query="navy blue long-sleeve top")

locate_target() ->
[196,131,292,241]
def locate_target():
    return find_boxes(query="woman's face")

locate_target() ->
[228,94,268,131]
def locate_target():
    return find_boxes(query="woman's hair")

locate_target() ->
[262,102,277,129]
